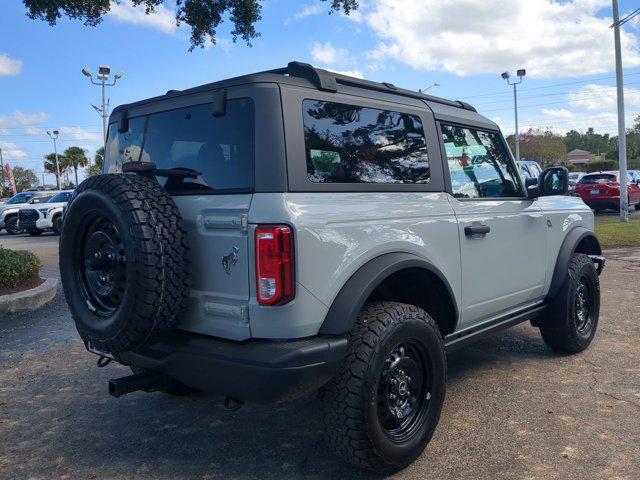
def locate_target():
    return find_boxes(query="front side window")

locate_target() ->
[105,98,255,193]
[441,124,522,199]
[6,193,33,204]
[302,100,430,184]
[48,192,72,203]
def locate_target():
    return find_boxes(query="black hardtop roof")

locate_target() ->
[110,61,484,123]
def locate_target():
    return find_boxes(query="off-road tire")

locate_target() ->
[540,253,600,353]
[60,174,191,355]
[5,216,21,235]
[52,214,63,235]
[319,302,446,472]
[27,228,42,236]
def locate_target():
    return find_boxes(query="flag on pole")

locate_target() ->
[5,164,16,195]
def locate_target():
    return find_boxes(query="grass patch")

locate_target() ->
[595,215,640,249]
[0,247,41,290]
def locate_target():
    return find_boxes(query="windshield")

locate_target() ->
[29,194,55,204]
[5,192,34,204]
[105,98,255,194]
[48,192,72,203]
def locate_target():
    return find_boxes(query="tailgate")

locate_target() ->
[174,194,253,340]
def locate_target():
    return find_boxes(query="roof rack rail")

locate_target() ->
[284,61,477,113]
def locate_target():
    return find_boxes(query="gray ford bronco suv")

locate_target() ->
[60,62,604,472]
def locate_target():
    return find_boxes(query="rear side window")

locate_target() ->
[441,124,522,199]
[579,174,616,184]
[302,100,430,184]
[105,98,255,193]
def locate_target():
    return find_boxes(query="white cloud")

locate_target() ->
[0,53,22,76]
[109,0,176,34]
[568,84,640,111]
[361,0,640,78]
[0,111,49,134]
[311,42,349,65]
[0,142,28,160]
[284,4,324,26]
[320,67,364,79]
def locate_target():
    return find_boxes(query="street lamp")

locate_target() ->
[46,130,62,190]
[419,83,440,93]
[82,65,124,149]
[501,69,526,162]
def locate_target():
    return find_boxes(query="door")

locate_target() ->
[440,123,547,328]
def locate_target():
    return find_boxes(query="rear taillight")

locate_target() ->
[255,225,294,305]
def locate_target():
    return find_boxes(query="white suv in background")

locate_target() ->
[18,190,74,236]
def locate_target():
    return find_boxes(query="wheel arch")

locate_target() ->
[318,252,459,337]
[545,227,601,302]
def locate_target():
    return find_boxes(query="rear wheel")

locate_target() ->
[319,302,446,472]
[5,216,22,235]
[540,253,600,353]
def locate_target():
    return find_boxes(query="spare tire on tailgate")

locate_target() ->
[59,174,190,355]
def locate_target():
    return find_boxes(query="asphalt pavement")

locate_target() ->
[0,233,639,479]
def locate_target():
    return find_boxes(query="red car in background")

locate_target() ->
[573,171,640,211]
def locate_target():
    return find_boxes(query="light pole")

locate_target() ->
[46,130,62,189]
[82,65,124,150]
[419,83,440,93]
[612,0,628,222]
[501,69,526,162]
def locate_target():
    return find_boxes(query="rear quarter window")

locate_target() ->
[302,100,430,184]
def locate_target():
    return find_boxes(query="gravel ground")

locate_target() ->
[0,233,639,480]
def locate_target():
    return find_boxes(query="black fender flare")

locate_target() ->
[545,227,601,302]
[318,252,458,336]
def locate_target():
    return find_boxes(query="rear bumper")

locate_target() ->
[583,198,620,209]
[118,333,348,403]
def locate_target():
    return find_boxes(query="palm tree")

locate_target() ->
[63,146,89,186]
[44,152,67,189]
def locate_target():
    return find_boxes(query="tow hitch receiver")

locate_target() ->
[108,371,167,398]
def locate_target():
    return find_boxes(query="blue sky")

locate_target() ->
[1,0,639,186]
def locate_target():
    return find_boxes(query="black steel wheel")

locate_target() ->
[320,302,446,472]
[376,342,432,443]
[540,253,600,353]
[60,174,191,354]
[76,215,126,317]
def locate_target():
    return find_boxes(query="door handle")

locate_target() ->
[464,224,491,236]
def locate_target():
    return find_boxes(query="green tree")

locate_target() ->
[86,147,104,177]
[506,130,567,166]
[11,166,38,192]
[63,146,89,187]
[44,153,68,189]
[23,0,358,50]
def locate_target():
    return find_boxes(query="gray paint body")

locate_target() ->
[106,70,595,341]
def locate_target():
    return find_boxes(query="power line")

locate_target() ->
[456,71,640,100]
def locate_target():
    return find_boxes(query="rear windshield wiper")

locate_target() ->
[122,161,201,178]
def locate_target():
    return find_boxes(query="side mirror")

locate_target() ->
[538,166,569,197]
[525,177,539,199]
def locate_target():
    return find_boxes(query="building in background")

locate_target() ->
[566,149,606,168]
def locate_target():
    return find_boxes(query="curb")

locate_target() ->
[0,278,58,316]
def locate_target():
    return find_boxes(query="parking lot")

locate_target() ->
[1,232,639,479]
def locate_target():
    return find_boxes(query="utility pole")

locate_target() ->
[612,0,628,222]
[82,65,124,150]
[47,130,62,190]
[501,69,527,162]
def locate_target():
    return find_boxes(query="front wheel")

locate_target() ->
[5,217,22,235]
[319,302,446,472]
[540,253,600,353]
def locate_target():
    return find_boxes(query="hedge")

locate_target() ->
[0,247,41,288]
